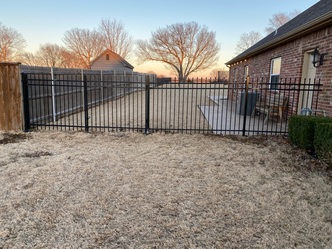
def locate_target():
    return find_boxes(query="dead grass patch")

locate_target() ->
[0,131,331,248]
[0,132,30,144]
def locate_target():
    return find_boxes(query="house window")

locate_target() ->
[233,68,238,92]
[106,54,110,60]
[244,66,249,89]
[244,66,249,81]
[270,57,281,90]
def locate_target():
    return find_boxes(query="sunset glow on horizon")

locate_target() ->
[1,0,319,77]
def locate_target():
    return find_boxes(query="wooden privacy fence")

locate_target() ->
[22,71,144,128]
[0,64,156,131]
[0,63,23,131]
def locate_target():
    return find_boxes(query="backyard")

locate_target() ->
[0,130,331,248]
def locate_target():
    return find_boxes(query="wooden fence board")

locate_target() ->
[0,63,22,131]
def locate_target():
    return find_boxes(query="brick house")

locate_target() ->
[226,0,332,116]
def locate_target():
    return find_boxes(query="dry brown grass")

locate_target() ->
[50,84,218,133]
[0,131,331,248]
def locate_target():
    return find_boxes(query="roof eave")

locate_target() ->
[226,12,332,66]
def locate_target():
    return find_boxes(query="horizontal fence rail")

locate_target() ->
[21,74,323,136]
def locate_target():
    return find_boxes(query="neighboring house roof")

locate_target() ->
[226,0,332,65]
[91,49,134,69]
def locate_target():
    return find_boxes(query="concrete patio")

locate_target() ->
[199,96,289,135]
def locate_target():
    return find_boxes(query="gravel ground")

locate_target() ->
[0,131,331,248]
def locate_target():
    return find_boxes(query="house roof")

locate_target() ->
[91,49,134,69]
[226,0,332,65]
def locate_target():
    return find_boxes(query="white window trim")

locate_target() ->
[269,57,281,90]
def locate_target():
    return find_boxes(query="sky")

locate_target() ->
[1,0,319,77]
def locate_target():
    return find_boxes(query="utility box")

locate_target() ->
[237,91,259,115]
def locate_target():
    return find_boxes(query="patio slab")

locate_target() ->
[199,97,288,135]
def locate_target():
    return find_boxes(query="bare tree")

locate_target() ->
[63,28,104,68]
[136,22,220,83]
[210,68,229,81]
[60,50,86,68]
[36,43,68,67]
[0,23,26,62]
[21,46,83,68]
[20,52,40,66]
[265,11,301,34]
[235,31,262,54]
[99,19,133,60]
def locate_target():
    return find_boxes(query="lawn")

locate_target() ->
[0,131,331,248]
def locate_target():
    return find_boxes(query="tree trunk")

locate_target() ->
[178,74,185,83]
[178,70,186,83]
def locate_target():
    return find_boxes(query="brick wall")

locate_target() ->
[228,25,332,116]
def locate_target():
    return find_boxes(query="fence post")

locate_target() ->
[51,67,57,122]
[100,70,104,102]
[242,76,250,136]
[314,78,321,110]
[0,63,23,131]
[83,75,89,132]
[21,72,31,132]
[145,75,150,134]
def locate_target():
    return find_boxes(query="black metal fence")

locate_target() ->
[21,73,323,136]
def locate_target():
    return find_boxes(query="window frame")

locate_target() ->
[269,57,281,90]
[244,65,249,82]
[244,65,249,89]
[233,68,238,92]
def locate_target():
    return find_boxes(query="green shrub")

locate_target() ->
[288,115,332,152]
[314,123,332,167]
